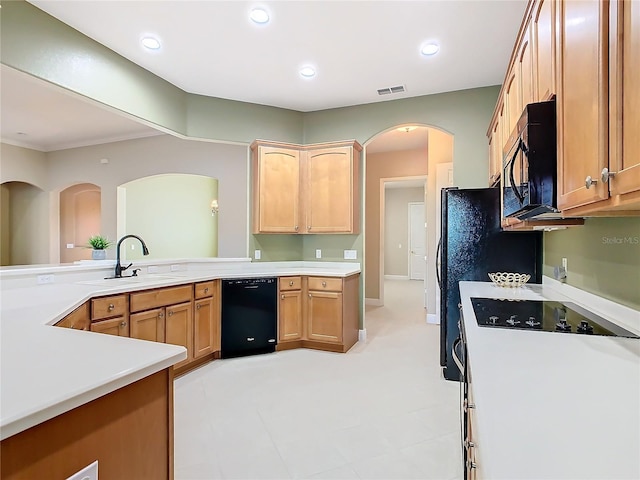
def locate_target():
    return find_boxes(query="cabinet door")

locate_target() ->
[504,69,520,142]
[194,297,216,358]
[166,301,193,368]
[557,0,609,210]
[306,146,355,233]
[609,0,640,197]
[519,23,534,108]
[130,308,165,343]
[254,146,301,233]
[91,316,129,337]
[279,290,302,342]
[307,291,343,343]
[533,0,556,101]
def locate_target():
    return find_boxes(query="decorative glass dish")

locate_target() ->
[488,272,531,288]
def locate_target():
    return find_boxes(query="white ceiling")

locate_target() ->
[28,0,526,112]
[3,1,526,152]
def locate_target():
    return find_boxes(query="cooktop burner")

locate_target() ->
[470,298,639,338]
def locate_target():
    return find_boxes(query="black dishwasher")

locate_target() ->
[221,278,277,358]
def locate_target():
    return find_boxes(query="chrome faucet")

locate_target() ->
[114,234,149,278]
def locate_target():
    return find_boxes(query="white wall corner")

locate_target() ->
[358,329,367,342]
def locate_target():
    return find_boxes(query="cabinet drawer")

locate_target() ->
[130,285,193,313]
[92,294,128,320]
[279,276,302,291]
[308,276,342,292]
[195,281,215,299]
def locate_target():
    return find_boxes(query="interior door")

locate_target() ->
[409,202,425,281]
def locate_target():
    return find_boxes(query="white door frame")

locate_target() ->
[378,175,427,306]
[408,201,425,281]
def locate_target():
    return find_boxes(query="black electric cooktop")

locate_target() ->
[470,298,639,338]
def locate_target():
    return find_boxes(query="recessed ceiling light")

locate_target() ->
[250,8,270,24]
[141,36,161,50]
[421,42,440,56]
[300,66,316,78]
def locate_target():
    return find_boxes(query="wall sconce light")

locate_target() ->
[210,199,219,216]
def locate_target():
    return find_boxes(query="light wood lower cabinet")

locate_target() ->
[278,274,360,353]
[90,294,129,337]
[91,316,129,336]
[278,276,303,342]
[193,279,220,359]
[307,290,343,344]
[130,308,166,342]
[54,302,90,330]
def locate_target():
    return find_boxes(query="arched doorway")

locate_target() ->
[59,183,102,263]
[0,181,49,266]
[363,125,453,330]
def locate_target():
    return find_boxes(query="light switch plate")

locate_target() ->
[66,460,98,480]
[315,249,322,259]
[66,243,74,249]
[255,250,261,260]
[343,249,357,260]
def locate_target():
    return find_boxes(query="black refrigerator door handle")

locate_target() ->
[436,238,442,289]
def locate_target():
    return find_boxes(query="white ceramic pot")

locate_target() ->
[92,249,106,260]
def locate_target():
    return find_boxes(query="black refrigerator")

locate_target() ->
[438,187,542,381]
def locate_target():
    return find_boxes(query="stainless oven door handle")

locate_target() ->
[452,337,464,374]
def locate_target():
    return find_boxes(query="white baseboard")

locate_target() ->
[384,274,410,280]
[426,313,439,324]
[365,298,383,306]
[358,329,367,342]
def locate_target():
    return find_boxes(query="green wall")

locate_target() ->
[544,218,640,310]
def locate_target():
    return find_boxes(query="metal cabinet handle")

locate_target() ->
[307,225,311,231]
[158,312,164,319]
[196,304,201,310]
[585,175,598,189]
[322,281,327,287]
[289,280,294,286]
[308,293,312,298]
[295,225,299,231]
[281,294,285,299]
[467,461,477,470]
[120,321,127,327]
[168,310,174,316]
[601,167,616,183]
[108,303,115,311]
[464,439,475,448]
[204,287,209,293]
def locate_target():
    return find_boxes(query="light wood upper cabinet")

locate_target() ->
[556,0,610,211]
[305,145,359,233]
[504,69,521,141]
[252,145,301,233]
[608,0,640,200]
[518,24,534,108]
[533,0,556,101]
[252,140,361,234]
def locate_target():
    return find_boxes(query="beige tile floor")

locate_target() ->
[174,279,463,480]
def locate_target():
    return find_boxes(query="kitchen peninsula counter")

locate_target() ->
[459,280,640,480]
[0,260,361,441]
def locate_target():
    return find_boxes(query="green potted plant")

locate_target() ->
[87,235,113,260]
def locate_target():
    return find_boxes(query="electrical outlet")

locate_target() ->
[343,249,357,260]
[170,264,180,272]
[254,249,261,260]
[315,249,322,259]
[37,274,55,285]
[147,265,159,274]
[66,243,74,249]
[65,460,97,480]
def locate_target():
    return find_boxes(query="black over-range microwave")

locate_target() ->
[502,99,559,220]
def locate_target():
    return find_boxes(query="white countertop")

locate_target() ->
[0,260,360,440]
[459,281,640,480]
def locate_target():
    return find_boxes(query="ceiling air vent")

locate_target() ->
[377,85,406,96]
